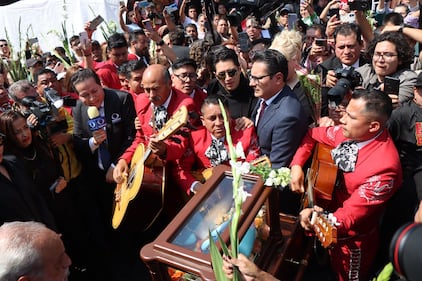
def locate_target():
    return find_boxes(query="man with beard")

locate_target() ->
[127,30,150,66]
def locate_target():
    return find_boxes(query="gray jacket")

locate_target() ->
[357,63,417,104]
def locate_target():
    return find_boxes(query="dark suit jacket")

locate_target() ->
[252,86,308,168]
[73,88,136,172]
[0,155,56,229]
[207,75,257,119]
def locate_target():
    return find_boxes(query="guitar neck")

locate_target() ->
[143,148,152,163]
[306,168,315,208]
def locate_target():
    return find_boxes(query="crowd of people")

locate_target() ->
[1,0,422,280]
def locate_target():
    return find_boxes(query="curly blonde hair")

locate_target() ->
[270,30,302,61]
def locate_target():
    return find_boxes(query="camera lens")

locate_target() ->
[390,223,422,281]
[328,78,351,103]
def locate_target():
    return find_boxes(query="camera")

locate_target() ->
[21,88,68,137]
[348,0,371,11]
[390,223,422,281]
[328,67,362,105]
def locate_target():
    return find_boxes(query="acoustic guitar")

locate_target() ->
[305,143,338,248]
[112,106,189,230]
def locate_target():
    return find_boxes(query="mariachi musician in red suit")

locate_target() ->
[175,96,260,195]
[290,89,402,281]
[111,64,196,280]
[114,64,196,171]
[170,58,207,127]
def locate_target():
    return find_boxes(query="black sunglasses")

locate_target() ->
[215,69,238,80]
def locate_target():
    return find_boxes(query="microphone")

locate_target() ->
[87,106,106,132]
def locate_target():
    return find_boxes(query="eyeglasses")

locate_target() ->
[174,72,197,82]
[373,52,398,60]
[328,101,347,111]
[0,44,8,48]
[248,73,275,83]
[215,69,238,80]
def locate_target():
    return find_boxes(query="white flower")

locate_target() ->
[235,142,246,159]
[237,184,252,203]
[268,170,277,178]
[273,177,282,186]
[264,178,274,186]
[230,160,250,175]
[239,162,250,175]
[278,167,290,175]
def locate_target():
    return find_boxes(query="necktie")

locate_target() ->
[98,143,111,170]
[257,100,267,125]
[331,140,359,172]
[97,105,111,170]
[154,105,167,130]
[205,139,229,167]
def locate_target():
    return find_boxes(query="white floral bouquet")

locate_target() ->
[297,69,322,124]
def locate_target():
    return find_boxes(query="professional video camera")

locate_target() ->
[21,88,68,137]
[348,0,371,11]
[225,0,284,26]
[327,67,362,105]
[390,223,422,281]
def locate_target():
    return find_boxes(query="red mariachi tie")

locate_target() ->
[257,100,267,124]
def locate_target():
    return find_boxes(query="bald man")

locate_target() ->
[112,65,192,280]
[114,64,196,180]
[0,221,71,281]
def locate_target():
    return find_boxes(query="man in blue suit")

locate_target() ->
[250,49,308,169]
[250,49,308,214]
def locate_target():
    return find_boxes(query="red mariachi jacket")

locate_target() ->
[291,126,402,238]
[120,88,195,164]
[175,119,261,194]
[96,60,121,90]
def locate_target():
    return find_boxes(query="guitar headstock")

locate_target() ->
[157,106,189,141]
[311,211,337,248]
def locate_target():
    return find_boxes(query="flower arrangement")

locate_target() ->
[296,69,322,125]
[209,100,291,281]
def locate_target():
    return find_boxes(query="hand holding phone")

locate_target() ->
[79,31,89,46]
[28,37,38,45]
[315,38,327,48]
[328,8,340,19]
[164,3,178,14]
[89,15,104,31]
[142,19,153,31]
[340,12,356,23]
[288,13,298,30]
[384,76,400,95]
[238,32,250,53]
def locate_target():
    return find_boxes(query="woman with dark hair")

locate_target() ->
[357,31,417,107]
[0,110,87,271]
[0,110,64,201]
[0,129,56,229]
